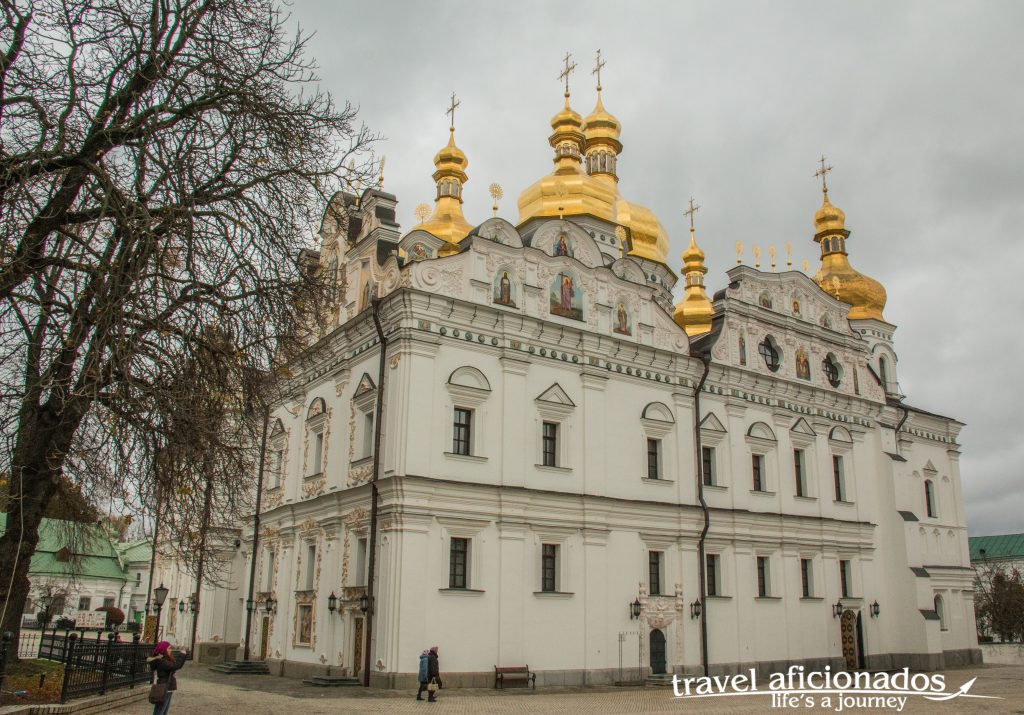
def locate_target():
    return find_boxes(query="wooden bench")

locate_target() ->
[494,665,536,689]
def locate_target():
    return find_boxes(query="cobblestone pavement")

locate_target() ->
[101,663,1024,714]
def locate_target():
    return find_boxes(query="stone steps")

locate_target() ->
[645,674,676,687]
[208,660,270,675]
[303,676,361,687]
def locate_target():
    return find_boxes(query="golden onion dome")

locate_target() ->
[811,192,887,321]
[616,197,670,265]
[583,93,622,147]
[432,129,468,183]
[551,96,584,133]
[413,128,473,254]
[673,233,713,336]
[682,234,705,266]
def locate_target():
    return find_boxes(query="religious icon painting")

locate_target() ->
[549,272,583,320]
[792,299,801,315]
[759,292,773,309]
[552,232,572,258]
[410,242,429,261]
[493,270,516,307]
[613,302,631,335]
[739,333,747,365]
[298,604,312,645]
[796,347,811,380]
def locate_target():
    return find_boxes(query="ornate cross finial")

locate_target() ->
[446,92,460,131]
[801,258,810,273]
[489,183,503,217]
[735,240,743,265]
[684,197,701,232]
[785,241,793,269]
[614,225,627,259]
[593,49,606,92]
[414,203,431,223]
[815,155,833,196]
[377,156,386,189]
[559,52,577,98]
[769,245,777,271]
[753,245,762,269]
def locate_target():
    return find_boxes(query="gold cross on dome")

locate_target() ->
[684,197,701,231]
[815,155,833,195]
[446,92,460,131]
[559,52,577,96]
[592,49,606,91]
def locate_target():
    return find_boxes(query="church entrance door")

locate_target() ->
[258,616,270,660]
[649,628,666,675]
[352,617,364,677]
[840,610,858,670]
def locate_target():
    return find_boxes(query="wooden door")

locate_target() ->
[258,617,270,661]
[649,628,666,675]
[352,618,364,677]
[840,609,858,670]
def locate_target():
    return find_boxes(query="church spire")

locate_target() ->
[673,198,714,336]
[549,53,585,175]
[583,49,622,183]
[412,93,473,255]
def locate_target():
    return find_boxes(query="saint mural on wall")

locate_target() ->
[739,333,747,365]
[410,243,429,261]
[759,293,773,309]
[614,302,631,335]
[549,272,583,320]
[298,604,312,644]
[553,232,572,257]
[494,270,516,307]
[792,299,801,316]
[796,347,811,380]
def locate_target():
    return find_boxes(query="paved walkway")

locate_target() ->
[101,663,1024,714]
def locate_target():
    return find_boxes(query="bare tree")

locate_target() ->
[974,558,1024,643]
[0,0,374,641]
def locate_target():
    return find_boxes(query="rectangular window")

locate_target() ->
[649,551,663,596]
[449,537,468,589]
[833,455,845,501]
[356,538,368,586]
[801,558,813,598]
[752,454,764,492]
[542,422,558,467]
[452,408,472,456]
[311,431,324,475]
[135,571,141,585]
[706,554,720,597]
[272,449,284,488]
[541,544,558,592]
[264,550,275,591]
[363,412,374,458]
[701,446,715,486]
[757,556,770,597]
[51,596,65,614]
[103,597,115,609]
[794,449,806,497]
[840,559,852,598]
[78,597,90,611]
[647,439,661,479]
[305,544,316,590]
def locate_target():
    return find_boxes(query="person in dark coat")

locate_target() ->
[415,649,430,700]
[426,646,442,702]
[147,641,185,715]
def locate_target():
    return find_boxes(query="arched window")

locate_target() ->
[878,356,889,390]
[925,479,937,519]
[934,594,947,631]
[758,336,781,372]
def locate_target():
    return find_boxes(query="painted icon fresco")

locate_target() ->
[613,302,631,335]
[549,272,583,320]
[494,270,516,307]
[796,347,811,380]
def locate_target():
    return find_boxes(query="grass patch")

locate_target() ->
[1,658,65,705]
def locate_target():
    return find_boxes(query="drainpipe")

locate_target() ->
[363,297,388,686]
[692,352,712,677]
[895,403,910,448]
[243,403,270,662]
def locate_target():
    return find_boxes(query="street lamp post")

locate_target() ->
[153,584,169,640]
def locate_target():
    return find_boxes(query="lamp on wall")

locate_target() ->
[189,598,197,614]
[690,599,702,619]
[264,596,277,614]
[359,593,371,615]
[177,601,185,613]
[629,598,642,620]
[870,601,880,618]
[246,599,255,613]
[832,600,844,618]
[327,592,338,614]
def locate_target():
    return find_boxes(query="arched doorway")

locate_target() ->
[840,609,858,670]
[649,628,666,675]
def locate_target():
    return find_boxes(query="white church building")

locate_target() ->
[230,73,979,686]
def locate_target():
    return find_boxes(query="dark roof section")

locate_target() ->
[910,567,930,578]
[885,451,908,462]
[919,609,940,621]
[376,239,400,267]
[898,510,919,522]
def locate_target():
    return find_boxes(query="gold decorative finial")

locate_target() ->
[684,197,701,234]
[446,92,461,132]
[785,241,793,269]
[769,246,777,271]
[830,275,842,298]
[614,225,627,259]
[815,154,833,197]
[414,203,431,223]
[735,240,743,265]
[593,49,606,92]
[753,245,762,269]
[801,258,810,273]
[377,156,386,189]
[489,183,503,217]
[559,52,577,98]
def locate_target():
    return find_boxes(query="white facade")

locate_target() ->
[232,187,979,685]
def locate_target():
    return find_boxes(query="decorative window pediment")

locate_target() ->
[829,426,853,444]
[354,373,376,399]
[307,397,326,421]
[790,418,817,446]
[699,412,727,433]
[536,383,575,411]
[746,422,777,442]
[641,402,674,424]
[270,418,285,438]
[447,366,491,408]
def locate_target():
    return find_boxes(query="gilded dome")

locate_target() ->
[811,192,887,321]
[673,234,713,336]
[616,197,671,265]
[414,128,473,254]
[432,129,468,183]
[583,93,622,149]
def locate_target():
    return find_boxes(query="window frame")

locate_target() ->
[706,553,721,597]
[839,558,852,598]
[925,479,937,519]
[758,335,781,372]
[833,454,846,502]
[452,407,473,456]
[794,448,807,497]
[647,438,662,480]
[752,453,766,492]
[541,543,559,593]
[701,446,716,487]
[448,537,470,590]
[649,550,665,596]
[542,421,559,467]
[800,558,813,598]
[756,555,771,598]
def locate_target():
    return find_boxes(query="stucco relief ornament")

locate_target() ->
[440,266,463,295]
[712,337,729,361]
[302,477,326,498]
[347,463,372,488]
[262,491,283,510]
[419,265,442,288]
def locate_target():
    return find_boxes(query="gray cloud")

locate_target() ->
[290,0,1024,535]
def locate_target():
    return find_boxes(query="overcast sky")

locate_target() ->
[288,0,1023,536]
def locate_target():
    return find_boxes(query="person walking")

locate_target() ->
[426,646,442,702]
[147,641,185,715]
[415,649,430,701]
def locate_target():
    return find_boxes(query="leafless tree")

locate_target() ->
[0,0,374,642]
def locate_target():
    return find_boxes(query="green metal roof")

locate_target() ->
[969,533,1024,561]
[0,513,129,583]
[116,539,152,564]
